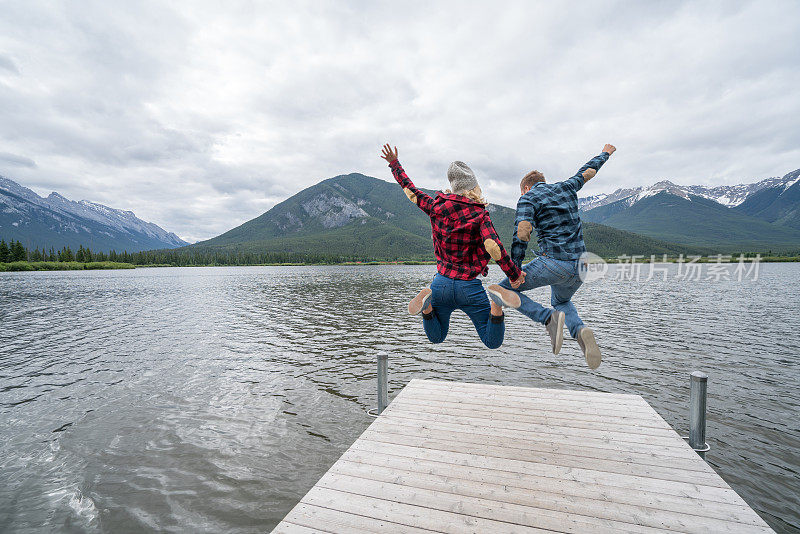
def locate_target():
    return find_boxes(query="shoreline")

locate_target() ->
[2,256,799,272]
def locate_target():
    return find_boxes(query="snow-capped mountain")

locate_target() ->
[579,172,796,211]
[734,168,800,229]
[0,175,187,252]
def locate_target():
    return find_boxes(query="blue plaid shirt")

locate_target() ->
[511,152,610,265]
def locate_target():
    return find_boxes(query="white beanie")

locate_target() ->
[447,161,479,194]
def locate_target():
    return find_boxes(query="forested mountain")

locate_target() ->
[579,168,800,253]
[189,173,702,260]
[0,175,186,252]
[734,169,800,229]
[581,190,800,252]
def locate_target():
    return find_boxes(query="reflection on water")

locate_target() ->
[0,265,798,533]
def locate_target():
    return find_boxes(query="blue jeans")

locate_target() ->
[423,274,505,349]
[499,256,586,338]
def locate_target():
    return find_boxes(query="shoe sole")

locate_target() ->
[408,288,432,315]
[487,285,521,309]
[579,328,602,369]
[551,311,565,355]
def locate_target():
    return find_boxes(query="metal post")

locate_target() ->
[377,351,388,415]
[689,371,709,458]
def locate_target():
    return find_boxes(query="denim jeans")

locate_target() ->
[423,274,505,349]
[499,256,586,338]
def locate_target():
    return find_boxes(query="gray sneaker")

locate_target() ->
[577,327,602,369]
[486,285,521,309]
[408,288,432,315]
[546,310,565,354]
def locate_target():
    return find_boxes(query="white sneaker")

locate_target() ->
[486,285,521,309]
[577,327,602,369]
[546,310,565,354]
[408,288,432,315]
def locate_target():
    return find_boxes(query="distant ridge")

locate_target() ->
[0,175,187,252]
[189,173,704,260]
[579,168,800,252]
[579,171,797,211]
[734,169,800,229]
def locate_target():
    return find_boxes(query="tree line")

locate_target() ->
[0,240,108,263]
[0,239,376,265]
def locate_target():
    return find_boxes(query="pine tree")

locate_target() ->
[76,245,85,263]
[0,240,8,262]
[58,246,75,262]
[10,240,26,262]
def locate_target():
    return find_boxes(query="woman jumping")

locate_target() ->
[380,144,525,349]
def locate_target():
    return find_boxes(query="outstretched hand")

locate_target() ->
[603,143,616,155]
[380,144,398,163]
[510,272,526,289]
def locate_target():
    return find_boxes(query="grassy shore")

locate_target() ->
[0,261,136,272]
[2,257,798,272]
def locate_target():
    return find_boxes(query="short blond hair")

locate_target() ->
[521,170,545,189]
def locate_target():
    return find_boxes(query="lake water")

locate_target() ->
[1,264,798,533]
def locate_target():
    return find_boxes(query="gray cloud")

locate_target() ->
[0,54,19,74]
[0,152,36,168]
[0,0,798,242]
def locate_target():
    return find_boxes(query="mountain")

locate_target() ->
[582,190,800,253]
[734,169,800,229]
[579,173,794,211]
[191,173,703,260]
[0,175,187,252]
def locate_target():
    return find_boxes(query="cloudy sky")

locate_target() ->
[1,1,799,242]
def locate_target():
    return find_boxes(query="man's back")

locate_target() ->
[511,151,612,265]
[523,179,586,260]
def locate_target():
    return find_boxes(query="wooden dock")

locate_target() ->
[272,379,774,533]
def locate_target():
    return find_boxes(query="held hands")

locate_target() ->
[603,144,616,155]
[510,272,526,289]
[380,144,399,163]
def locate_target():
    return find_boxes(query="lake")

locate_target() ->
[1,264,798,533]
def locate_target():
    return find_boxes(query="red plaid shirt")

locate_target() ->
[390,159,522,281]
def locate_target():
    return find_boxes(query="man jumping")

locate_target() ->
[487,144,616,369]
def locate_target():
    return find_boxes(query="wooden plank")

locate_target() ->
[329,458,769,533]
[283,503,441,534]
[349,439,743,504]
[378,410,688,448]
[271,522,330,534]
[384,401,678,437]
[272,379,774,533]
[316,471,677,534]
[366,419,715,472]
[302,486,553,533]
[400,382,654,412]
[389,396,673,428]
[394,390,658,419]
[338,448,765,524]
[406,378,645,402]
[360,424,707,475]
[374,413,692,455]
[358,430,727,487]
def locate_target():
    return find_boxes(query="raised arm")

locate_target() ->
[380,144,434,215]
[511,194,535,269]
[480,214,524,287]
[565,143,616,191]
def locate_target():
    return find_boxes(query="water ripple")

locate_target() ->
[0,265,798,533]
